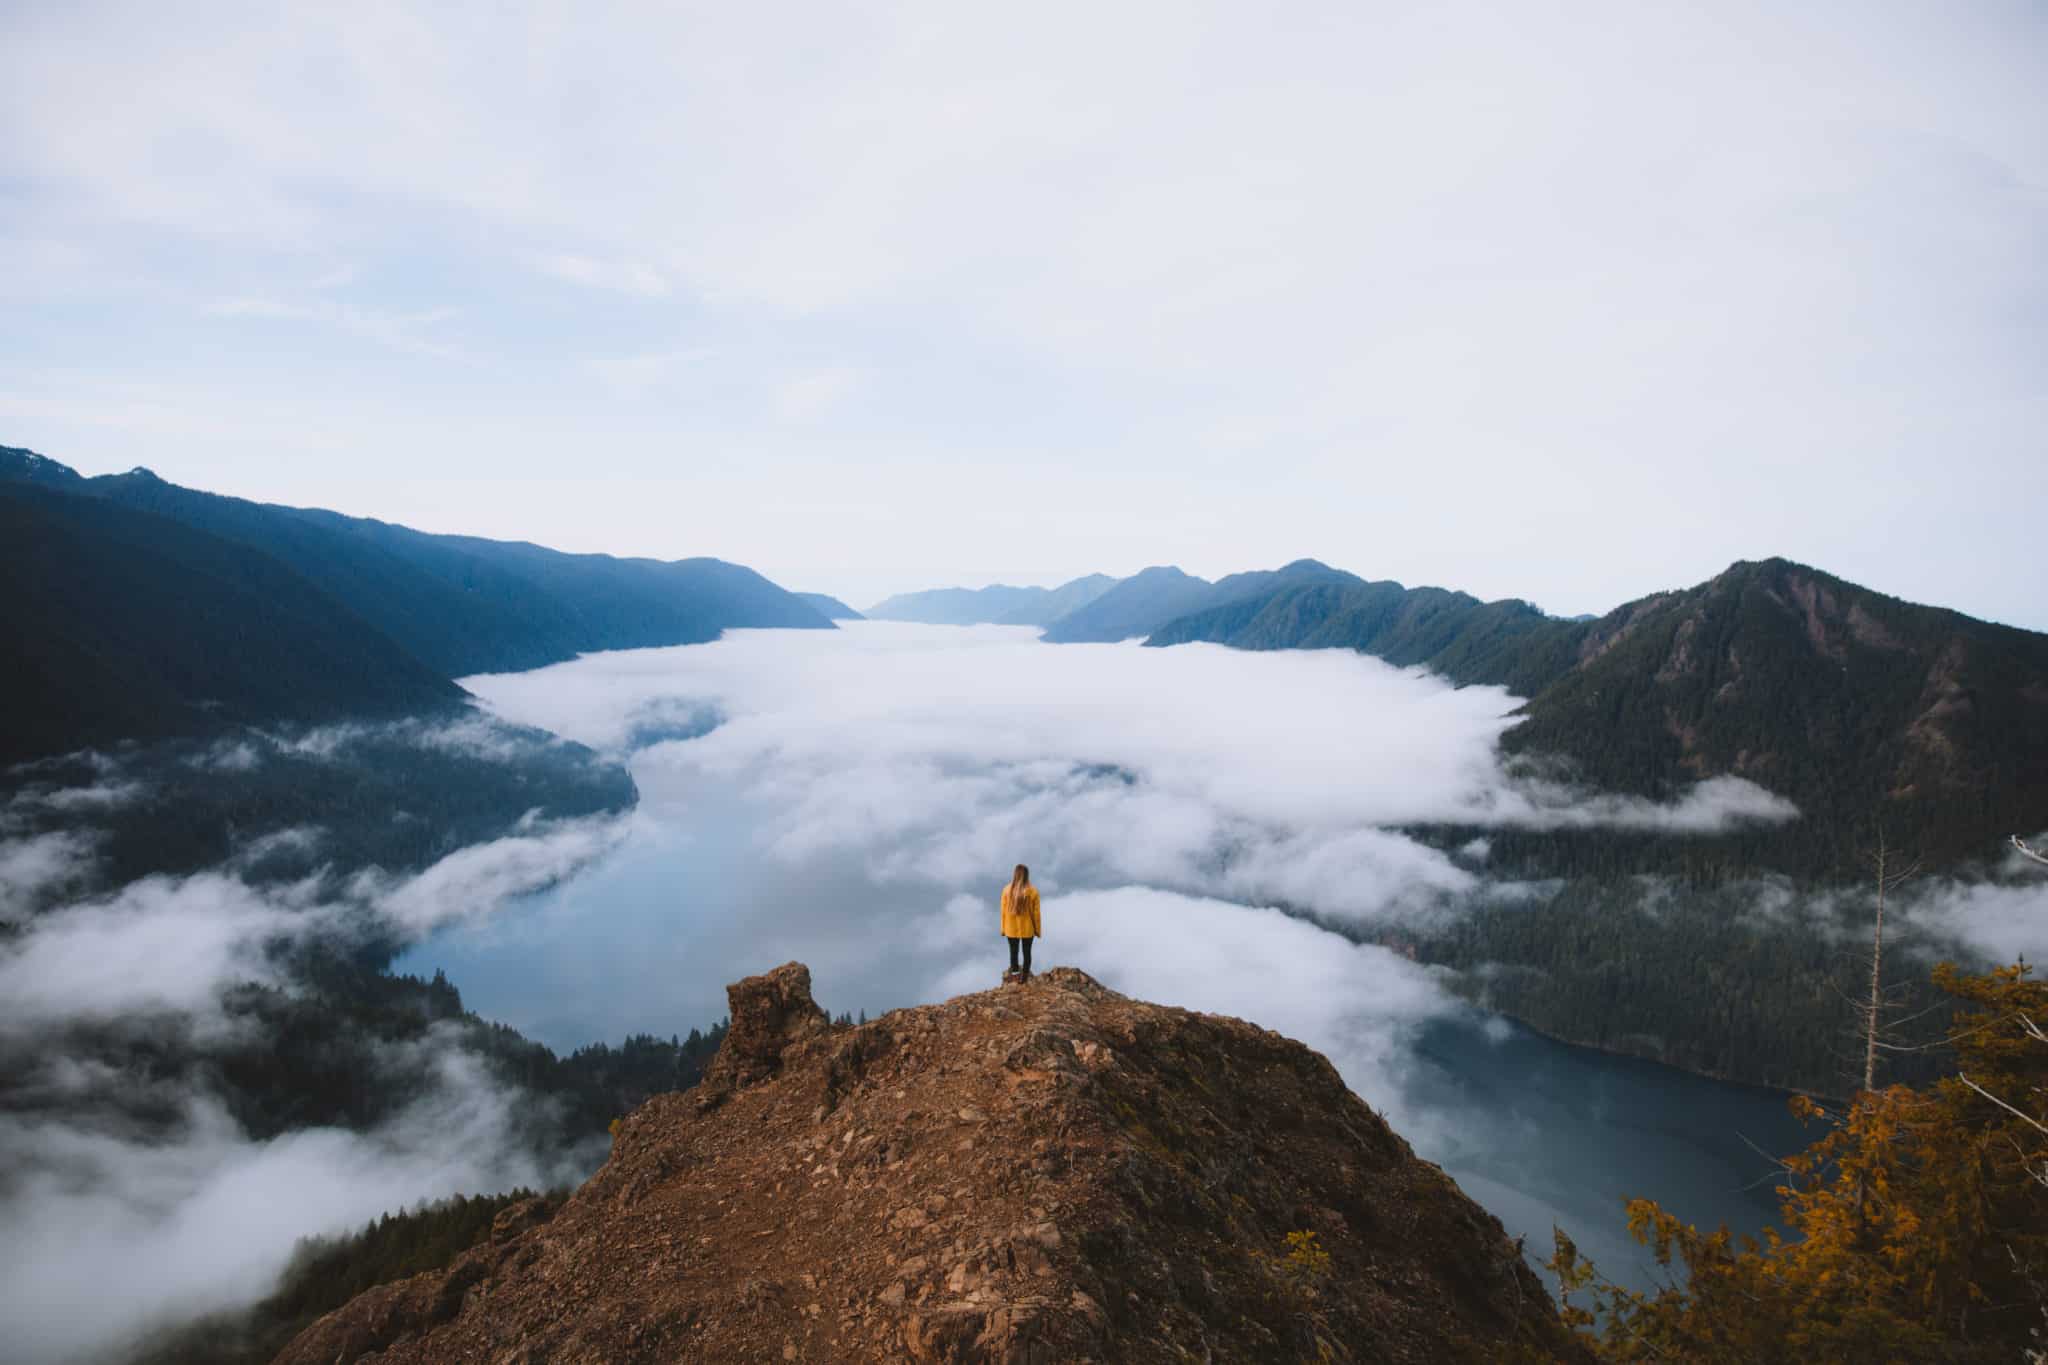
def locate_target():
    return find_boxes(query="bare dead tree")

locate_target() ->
[1991,829,2048,1360]
[1861,831,1923,1094]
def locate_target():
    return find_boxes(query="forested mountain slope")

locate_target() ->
[0,481,464,766]
[994,571,1119,626]
[1042,559,1356,643]
[1146,570,1580,696]
[1141,556,2048,873]
[1039,565,1222,642]
[1505,557,2048,873]
[0,445,832,679]
[865,573,1118,626]
[865,582,1052,623]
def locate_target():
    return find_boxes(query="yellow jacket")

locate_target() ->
[1000,883,1041,938]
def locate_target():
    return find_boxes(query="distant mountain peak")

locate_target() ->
[0,444,84,484]
[867,574,1124,627]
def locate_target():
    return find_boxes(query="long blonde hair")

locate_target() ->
[1009,863,1030,902]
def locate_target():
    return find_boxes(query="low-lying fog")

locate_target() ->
[15,622,2034,1361]
[402,624,1811,1287]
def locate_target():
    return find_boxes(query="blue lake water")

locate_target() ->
[397,794,1810,1295]
[398,626,1816,1293]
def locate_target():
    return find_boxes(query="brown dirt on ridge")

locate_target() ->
[274,962,1582,1364]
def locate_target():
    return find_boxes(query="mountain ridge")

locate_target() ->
[0,445,834,682]
[1038,566,1218,643]
[866,574,1119,627]
[0,443,835,763]
[274,962,1582,1364]
[0,480,467,766]
[1500,555,2048,871]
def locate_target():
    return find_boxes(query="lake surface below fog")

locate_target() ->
[398,624,1814,1289]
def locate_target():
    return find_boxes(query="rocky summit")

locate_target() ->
[275,963,1581,1363]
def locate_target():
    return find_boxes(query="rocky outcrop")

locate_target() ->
[697,960,833,1104]
[274,965,1583,1363]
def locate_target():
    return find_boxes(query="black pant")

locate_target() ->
[1008,937,1033,972]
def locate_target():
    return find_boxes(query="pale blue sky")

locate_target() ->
[3,1,2043,625]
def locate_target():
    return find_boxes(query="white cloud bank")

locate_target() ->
[0,810,629,1046]
[0,802,630,1365]
[0,625,1827,1358]
[0,1044,581,1365]
[930,884,1462,1129]
[1904,878,2048,968]
[467,623,1794,931]
[423,628,1813,1295]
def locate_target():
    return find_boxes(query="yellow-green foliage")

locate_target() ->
[1281,1229,1332,1289]
[1552,962,2048,1363]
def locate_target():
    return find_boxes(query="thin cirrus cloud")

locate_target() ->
[203,294,467,360]
[535,253,672,298]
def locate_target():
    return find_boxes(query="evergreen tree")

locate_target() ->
[1552,959,2048,1360]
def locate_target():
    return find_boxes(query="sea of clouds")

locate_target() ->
[432,624,2044,1268]
[0,719,628,1365]
[469,621,1801,923]
[4,623,2042,1362]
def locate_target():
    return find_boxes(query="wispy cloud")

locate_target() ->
[421,626,1813,1299]
[0,1043,585,1365]
[461,624,1803,948]
[0,872,316,1042]
[3,2,2039,623]
[206,294,466,360]
[0,831,99,920]
[773,365,862,421]
[0,763,631,1362]
[534,253,670,298]
[355,812,631,936]
[1901,876,2048,966]
[583,346,715,399]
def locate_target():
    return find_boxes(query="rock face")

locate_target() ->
[274,966,1582,1363]
[697,960,833,1101]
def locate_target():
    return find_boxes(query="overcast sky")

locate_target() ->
[3,2,2042,624]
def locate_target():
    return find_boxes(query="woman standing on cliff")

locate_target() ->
[1000,864,1041,983]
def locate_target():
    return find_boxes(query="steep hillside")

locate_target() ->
[1140,555,2048,872]
[865,574,1120,628]
[1145,575,1583,696]
[1044,561,1355,645]
[865,583,1053,624]
[0,482,464,766]
[0,445,833,679]
[995,573,1120,627]
[276,963,1580,1364]
[1504,557,2048,871]
[798,592,866,620]
[1204,557,1362,604]
[1039,566,1220,643]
